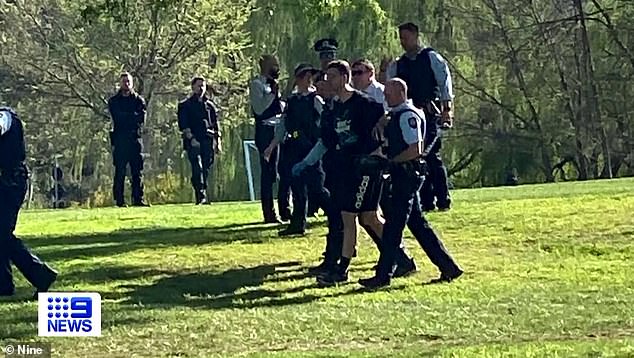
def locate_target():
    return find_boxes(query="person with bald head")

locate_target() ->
[249,54,292,223]
[359,78,463,289]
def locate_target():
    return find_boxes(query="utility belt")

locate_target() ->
[110,130,141,145]
[391,158,427,177]
[0,162,28,187]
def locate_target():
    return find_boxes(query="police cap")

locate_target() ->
[313,38,338,60]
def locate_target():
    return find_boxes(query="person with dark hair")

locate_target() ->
[177,76,222,204]
[0,106,58,300]
[358,79,462,289]
[108,72,149,207]
[386,22,455,211]
[351,59,386,110]
[294,60,412,285]
[264,63,341,239]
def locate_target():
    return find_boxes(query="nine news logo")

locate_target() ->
[38,292,101,337]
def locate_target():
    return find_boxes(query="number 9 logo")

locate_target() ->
[70,297,93,319]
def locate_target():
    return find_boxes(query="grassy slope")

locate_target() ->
[1,178,633,357]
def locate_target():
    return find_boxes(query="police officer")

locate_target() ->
[314,38,339,72]
[249,54,291,223]
[108,72,149,207]
[386,22,454,211]
[264,64,342,239]
[359,79,463,289]
[177,76,222,205]
[0,107,57,299]
[294,61,411,285]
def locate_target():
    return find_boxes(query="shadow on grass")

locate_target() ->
[115,261,405,311]
[24,219,327,263]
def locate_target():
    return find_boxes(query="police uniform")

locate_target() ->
[0,107,57,298]
[277,66,342,238]
[177,94,220,204]
[359,101,462,288]
[387,47,453,210]
[249,75,292,222]
[108,90,147,207]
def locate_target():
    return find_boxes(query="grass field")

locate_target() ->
[1,178,634,357]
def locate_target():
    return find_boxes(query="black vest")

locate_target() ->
[252,78,283,124]
[285,92,320,146]
[0,109,26,173]
[384,108,420,159]
[396,48,439,107]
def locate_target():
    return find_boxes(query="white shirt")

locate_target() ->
[362,80,388,111]
[0,109,13,136]
[249,75,285,126]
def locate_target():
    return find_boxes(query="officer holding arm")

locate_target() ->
[359,79,462,289]
[178,76,221,205]
[264,64,342,238]
[386,22,454,211]
[0,107,58,299]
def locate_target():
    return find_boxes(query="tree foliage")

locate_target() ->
[0,0,631,207]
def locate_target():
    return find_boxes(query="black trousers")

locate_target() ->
[186,138,214,196]
[255,124,291,221]
[376,169,460,278]
[112,138,144,205]
[0,169,56,294]
[420,114,451,209]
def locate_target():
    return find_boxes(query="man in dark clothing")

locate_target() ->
[294,61,413,285]
[249,54,291,223]
[107,72,148,207]
[359,79,462,289]
[0,106,58,300]
[177,76,222,205]
[264,64,341,238]
[386,22,455,211]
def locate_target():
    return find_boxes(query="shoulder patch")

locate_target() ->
[408,116,418,129]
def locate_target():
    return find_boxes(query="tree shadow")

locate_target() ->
[25,219,319,262]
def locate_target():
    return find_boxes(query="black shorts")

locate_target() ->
[337,169,384,213]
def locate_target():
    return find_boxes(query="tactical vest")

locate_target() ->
[285,92,320,145]
[252,79,283,124]
[384,108,421,159]
[0,109,26,173]
[396,47,440,108]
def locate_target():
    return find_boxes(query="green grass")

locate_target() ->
[1,178,634,357]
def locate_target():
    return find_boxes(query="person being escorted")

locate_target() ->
[249,54,291,223]
[264,63,341,238]
[0,106,58,300]
[177,76,222,205]
[296,61,410,286]
[387,22,455,211]
[359,79,463,289]
[107,72,149,207]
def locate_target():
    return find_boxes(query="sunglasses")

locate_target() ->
[351,70,367,76]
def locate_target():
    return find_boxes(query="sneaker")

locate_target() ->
[358,275,391,289]
[278,227,305,237]
[427,268,463,284]
[393,259,418,278]
[32,268,58,300]
[132,201,151,207]
[308,261,334,276]
[317,270,348,287]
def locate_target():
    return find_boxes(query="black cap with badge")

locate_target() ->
[294,63,320,77]
[313,38,338,61]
